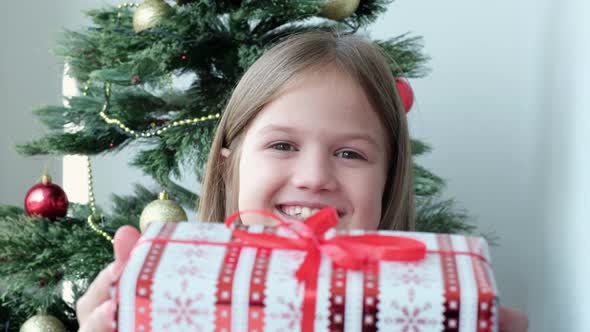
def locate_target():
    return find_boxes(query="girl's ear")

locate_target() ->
[220,148,231,158]
[219,148,233,191]
[220,148,232,181]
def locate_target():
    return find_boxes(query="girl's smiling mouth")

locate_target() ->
[276,203,346,220]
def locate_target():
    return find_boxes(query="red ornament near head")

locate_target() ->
[395,78,414,113]
[24,173,69,221]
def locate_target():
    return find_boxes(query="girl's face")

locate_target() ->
[235,65,388,230]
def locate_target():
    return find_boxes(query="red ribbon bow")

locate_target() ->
[224,207,427,331]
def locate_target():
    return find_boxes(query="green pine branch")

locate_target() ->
[376,33,430,78]
[0,191,153,329]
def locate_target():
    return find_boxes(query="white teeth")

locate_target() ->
[281,206,321,219]
[300,207,312,218]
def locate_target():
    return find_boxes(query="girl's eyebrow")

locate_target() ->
[256,124,381,149]
[339,133,381,150]
[257,124,297,135]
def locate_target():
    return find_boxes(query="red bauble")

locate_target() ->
[395,78,415,113]
[24,174,69,220]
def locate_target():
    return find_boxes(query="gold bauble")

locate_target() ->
[133,0,173,33]
[139,191,188,232]
[320,0,360,21]
[19,315,65,332]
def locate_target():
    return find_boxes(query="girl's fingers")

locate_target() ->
[78,300,115,332]
[76,263,116,323]
[77,226,140,325]
[499,306,529,332]
[113,226,141,264]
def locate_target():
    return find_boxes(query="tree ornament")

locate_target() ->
[395,78,415,113]
[19,314,65,332]
[24,173,69,221]
[139,191,187,232]
[133,0,173,33]
[131,75,142,85]
[320,0,360,21]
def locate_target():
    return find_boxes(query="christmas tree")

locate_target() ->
[0,0,480,329]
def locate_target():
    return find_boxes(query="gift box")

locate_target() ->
[114,209,499,332]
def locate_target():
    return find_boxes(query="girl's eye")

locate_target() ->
[270,142,296,151]
[335,150,366,160]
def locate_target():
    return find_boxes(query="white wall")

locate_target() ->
[372,1,589,331]
[539,0,590,330]
[0,0,154,209]
[372,0,549,327]
[3,1,589,331]
[0,2,66,205]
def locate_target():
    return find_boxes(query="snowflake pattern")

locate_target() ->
[388,258,437,288]
[384,288,438,332]
[158,246,222,279]
[392,262,435,288]
[174,260,210,278]
[267,296,302,332]
[182,247,209,258]
[182,223,228,241]
[154,279,212,330]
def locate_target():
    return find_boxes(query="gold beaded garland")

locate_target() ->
[85,156,113,243]
[117,2,140,20]
[118,2,140,9]
[87,215,113,243]
[81,86,113,243]
[94,83,220,139]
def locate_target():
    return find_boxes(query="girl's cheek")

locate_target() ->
[258,155,294,176]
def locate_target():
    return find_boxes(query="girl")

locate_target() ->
[77,31,528,331]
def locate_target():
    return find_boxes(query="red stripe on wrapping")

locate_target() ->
[329,263,347,330]
[135,223,177,332]
[467,237,495,332]
[437,234,461,332]
[247,227,276,332]
[474,238,499,330]
[361,262,379,332]
[214,230,243,331]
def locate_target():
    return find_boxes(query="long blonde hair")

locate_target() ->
[198,31,415,231]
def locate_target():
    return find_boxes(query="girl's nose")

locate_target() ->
[290,149,337,192]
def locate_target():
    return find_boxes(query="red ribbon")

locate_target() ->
[135,208,490,331]
[223,208,427,332]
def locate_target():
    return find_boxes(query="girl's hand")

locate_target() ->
[76,226,141,332]
[499,306,529,332]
